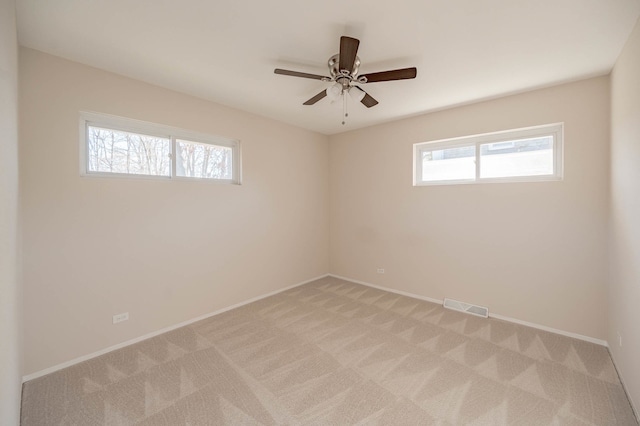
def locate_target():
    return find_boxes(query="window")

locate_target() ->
[80,112,241,184]
[413,123,563,185]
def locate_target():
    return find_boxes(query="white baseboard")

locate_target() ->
[22,274,330,383]
[328,274,608,347]
[607,347,639,423]
[329,274,444,305]
[24,272,609,382]
[489,312,607,346]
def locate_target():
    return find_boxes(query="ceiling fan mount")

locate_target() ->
[274,36,417,109]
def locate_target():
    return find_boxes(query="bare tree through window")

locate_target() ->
[87,126,171,176]
[176,139,232,179]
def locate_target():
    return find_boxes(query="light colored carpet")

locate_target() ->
[21,276,637,425]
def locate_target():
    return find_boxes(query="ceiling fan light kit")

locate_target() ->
[275,36,417,124]
[349,86,366,102]
[326,83,343,101]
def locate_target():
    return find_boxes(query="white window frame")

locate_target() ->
[79,111,241,184]
[413,123,563,186]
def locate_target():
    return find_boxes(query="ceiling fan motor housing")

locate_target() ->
[328,54,360,78]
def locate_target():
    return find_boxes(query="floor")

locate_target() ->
[21,276,638,425]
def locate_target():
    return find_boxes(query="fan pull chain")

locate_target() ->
[342,90,348,125]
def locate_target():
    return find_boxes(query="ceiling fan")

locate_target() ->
[274,36,417,112]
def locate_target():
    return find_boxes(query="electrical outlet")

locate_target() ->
[617,332,623,347]
[377,268,385,274]
[113,312,129,324]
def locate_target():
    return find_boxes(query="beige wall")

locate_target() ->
[20,48,329,375]
[0,0,21,423]
[329,76,610,340]
[609,17,640,415]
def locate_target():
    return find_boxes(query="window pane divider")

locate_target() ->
[475,144,480,181]
[171,137,177,178]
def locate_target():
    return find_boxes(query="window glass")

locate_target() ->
[421,145,475,182]
[176,139,233,180]
[87,126,171,176]
[480,136,553,178]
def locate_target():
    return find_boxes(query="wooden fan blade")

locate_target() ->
[361,92,378,108]
[274,69,328,80]
[339,36,360,74]
[360,67,417,83]
[352,86,379,108]
[303,90,327,105]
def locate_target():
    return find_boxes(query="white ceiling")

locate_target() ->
[16,0,640,135]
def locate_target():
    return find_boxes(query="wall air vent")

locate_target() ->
[443,298,489,318]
